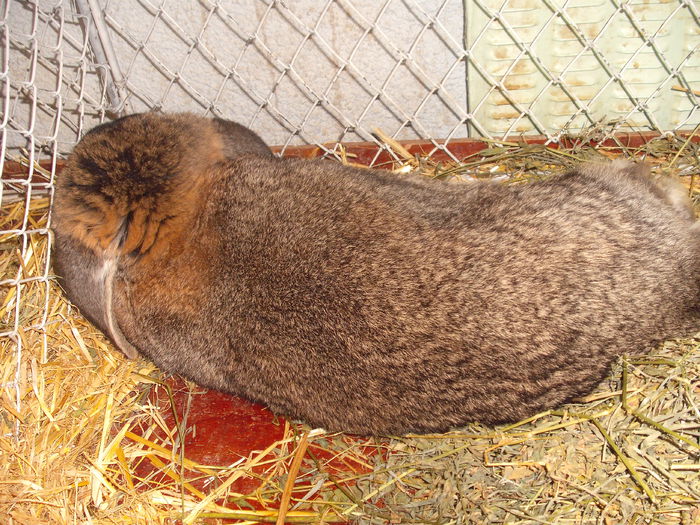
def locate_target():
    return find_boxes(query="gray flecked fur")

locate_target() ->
[53,113,700,435]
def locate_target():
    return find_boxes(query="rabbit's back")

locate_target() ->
[110,154,700,434]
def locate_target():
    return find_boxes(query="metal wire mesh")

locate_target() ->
[2,0,699,420]
[465,0,700,139]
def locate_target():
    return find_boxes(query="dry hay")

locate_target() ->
[1,133,699,524]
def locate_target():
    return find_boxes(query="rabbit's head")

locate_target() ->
[53,112,271,358]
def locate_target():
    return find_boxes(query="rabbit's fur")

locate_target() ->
[53,112,700,435]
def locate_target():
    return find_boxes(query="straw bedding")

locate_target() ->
[1,134,699,524]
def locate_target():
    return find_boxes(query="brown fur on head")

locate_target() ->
[55,113,224,260]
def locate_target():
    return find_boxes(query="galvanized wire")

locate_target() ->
[1,0,699,422]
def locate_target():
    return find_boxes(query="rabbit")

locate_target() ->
[52,112,700,435]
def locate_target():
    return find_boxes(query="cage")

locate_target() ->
[2,0,700,523]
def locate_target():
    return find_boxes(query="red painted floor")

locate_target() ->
[131,377,287,495]
[129,376,386,523]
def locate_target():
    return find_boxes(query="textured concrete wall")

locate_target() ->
[6,1,467,154]
[6,1,699,156]
[103,0,468,147]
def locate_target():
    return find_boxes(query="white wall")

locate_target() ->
[102,0,468,148]
[4,0,699,158]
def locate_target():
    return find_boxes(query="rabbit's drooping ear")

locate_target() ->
[55,112,221,260]
[620,160,696,220]
[584,160,696,222]
[649,173,696,222]
[213,118,274,158]
[100,253,140,360]
[53,232,140,359]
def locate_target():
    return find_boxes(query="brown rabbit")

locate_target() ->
[53,113,700,435]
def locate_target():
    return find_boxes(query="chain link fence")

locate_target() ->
[2,0,699,418]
